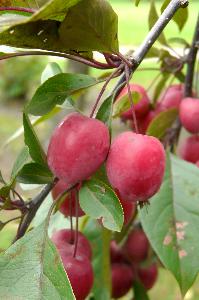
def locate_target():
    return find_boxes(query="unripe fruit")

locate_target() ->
[52,180,84,217]
[51,229,92,260]
[179,98,199,133]
[117,84,150,120]
[106,132,165,202]
[123,228,149,263]
[47,112,110,186]
[61,254,94,300]
[111,263,134,298]
[138,263,158,290]
[110,240,125,263]
[178,136,199,163]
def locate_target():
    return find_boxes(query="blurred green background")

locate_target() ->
[0,1,199,299]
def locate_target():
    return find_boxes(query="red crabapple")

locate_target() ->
[196,161,199,167]
[106,132,166,202]
[157,84,183,111]
[61,254,93,300]
[123,228,149,263]
[135,110,157,134]
[138,263,158,290]
[179,97,199,133]
[47,112,110,186]
[117,84,150,120]
[110,240,125,263]
[51,229,92,260]
[52,180,84,217]
[178,135,199,163]
[117,192,136,225]
[111,263,134,298]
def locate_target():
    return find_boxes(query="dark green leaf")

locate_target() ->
[17,162,53,184]
[0,221,75,299]
[113,91,141,118]
[139,153,199,295]
[96,95,114,131]
[147,108,178,139]
[133,281,150,300]
[83,219,111,300]
[161,0,188,31]
[59,0,119,53]
[41,62,62,84]
[10,146,29,183]
[175,72,185,83]
[92,164,109,185]
[26,73,98,116]
[148,0,167,45]
[134,0,141,7]
[145,46,160,58]
[79,178,123,232]
[23,113,47,165]
[0,170,5,184]
[0,221,5,231]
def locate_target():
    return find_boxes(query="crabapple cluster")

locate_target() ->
[110,228,158,298]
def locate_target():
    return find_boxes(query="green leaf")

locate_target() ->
[96,95,114,131]
[79,178,123,232]
[139,153,199,295]
[0,170,5,184]
[0,221,75,299]
[17,162,53,184]
[161,0,188,31]
[113,91,141,118]
[133,281,150,300]
[41,62,62,84]
[148,0,167,45]
[26,73,98,116]
[134,0,141,7]
[59,0,119,53]
[10,146,29,183]
[146,108,178,139]
[23,113,47,165]
[83,219,111,300]
[168,37,190,48]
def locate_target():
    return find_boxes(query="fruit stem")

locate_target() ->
[124,64,139,133]
[69,191,74,244]
[89,65,123,118]
[73,189,79,258]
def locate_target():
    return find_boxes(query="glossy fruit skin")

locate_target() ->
[117,84,150,120]
[123,228,149,263]
[106,132,166,202]
[51,229,92,260]
[179,136,199,163]
[179,98,199,133]
[138,263,158,290]
[61,254,94,300]
[47,112,110,186]
[52,180,84,217]
[111,263,134,298]
[157,84,183,111]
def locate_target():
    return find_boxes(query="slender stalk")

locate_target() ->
[124,64,139,133]
[0,7,35,14]
[0,51,114,70]
[90,65,123,117]
[73,190,79,258]
[69,191,74,244]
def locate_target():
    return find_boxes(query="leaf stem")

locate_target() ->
[0,7,35,14]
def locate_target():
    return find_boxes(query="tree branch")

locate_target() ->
[112,0,189,96]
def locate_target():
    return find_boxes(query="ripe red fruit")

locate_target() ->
[117,84,150,120]
[47,112,110,186]
[157,84,183,111]
[111,263,134,298]
[51,229,92,260]
[110,240,125,263]
[134,110,157,134]
[196,161,199,167]
[61,254,94,300]
[106,132,165,202]
[117,192,136,225]
[178,136,199,163]
[179,98,199,133]
[52,180,84,217]
[123,228,149,263]
[138,263,158,290]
